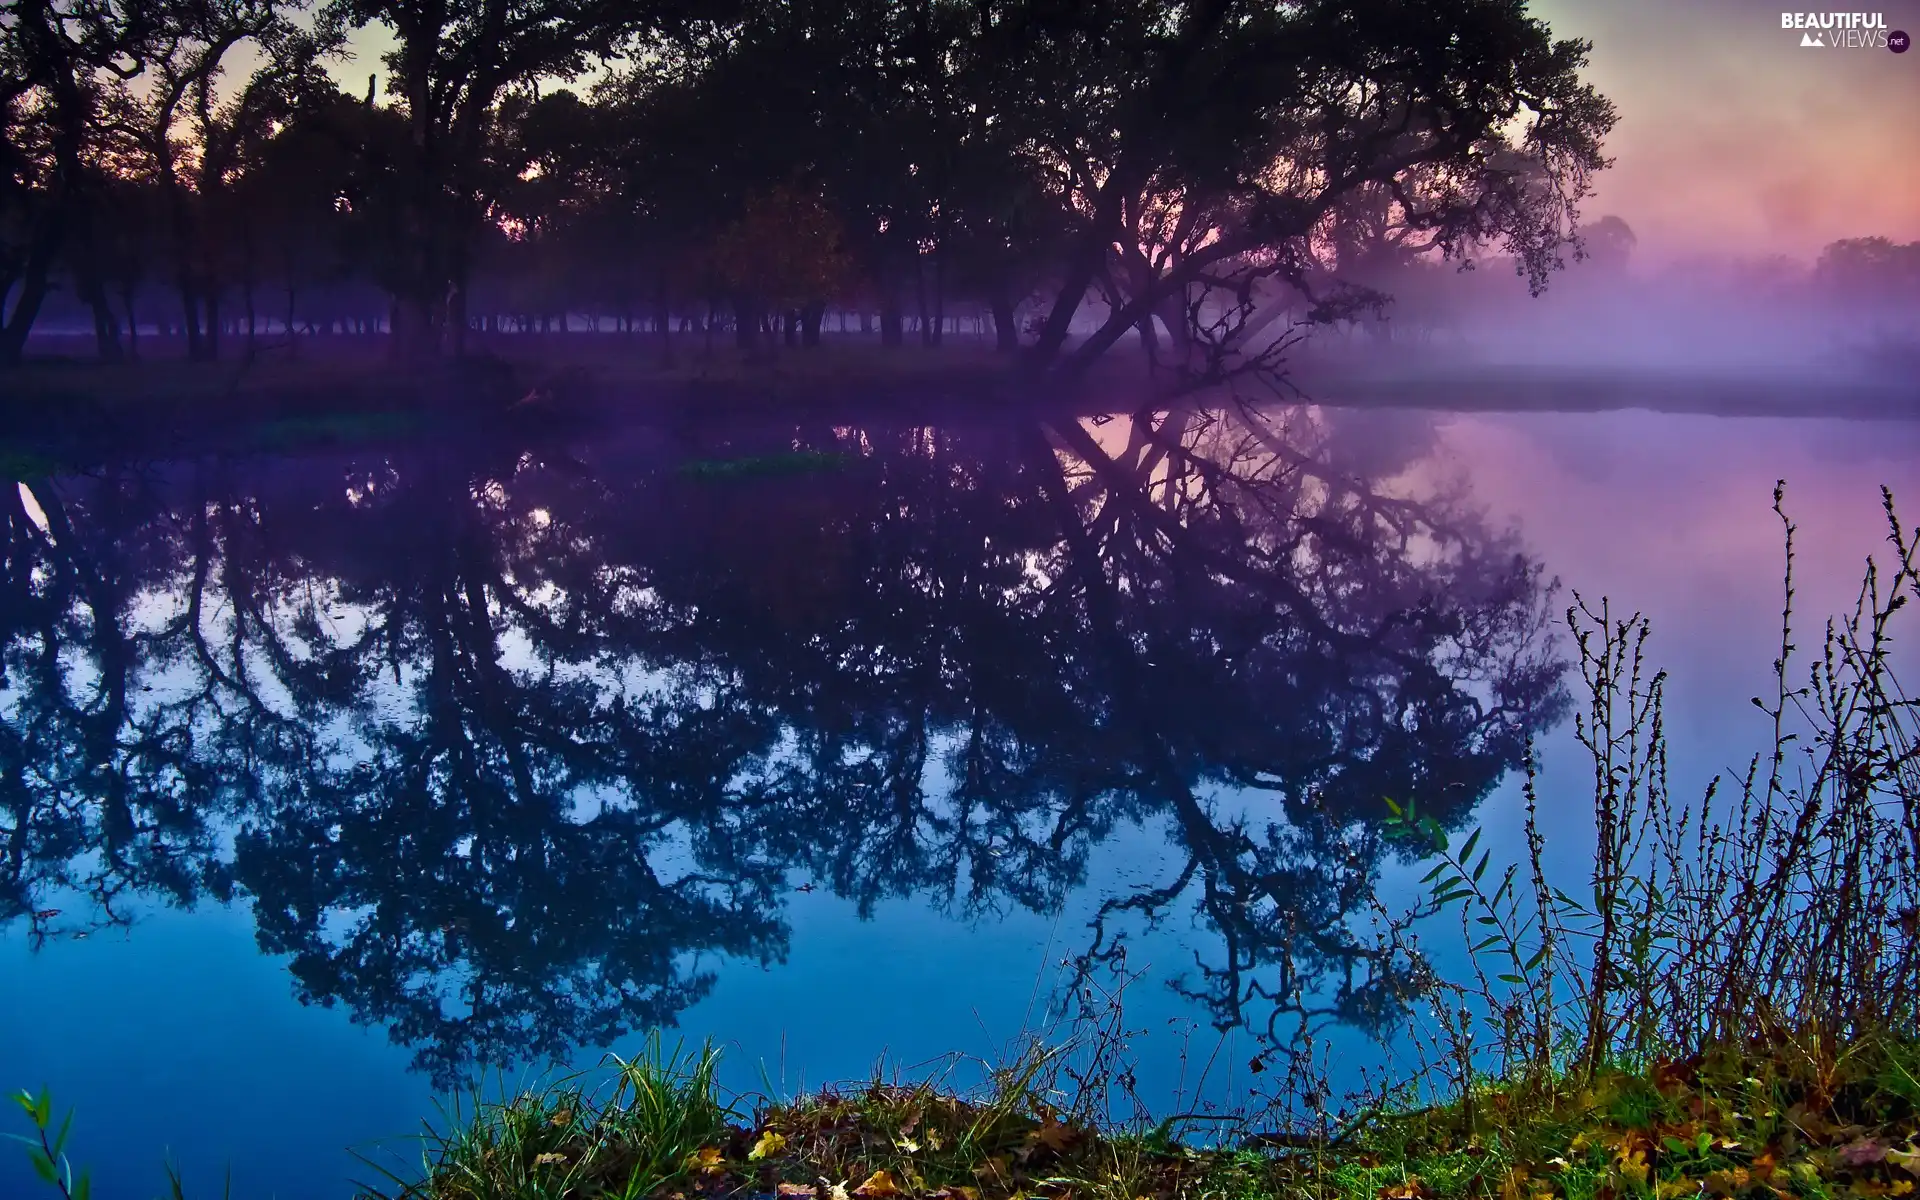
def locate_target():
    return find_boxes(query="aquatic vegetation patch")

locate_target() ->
[248,410,430,450]
[0,448,69,481]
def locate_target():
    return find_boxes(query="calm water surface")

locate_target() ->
[2,402,1916,1198]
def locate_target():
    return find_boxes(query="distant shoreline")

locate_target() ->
[1289,364,1920,421]
[1,346,1914,468]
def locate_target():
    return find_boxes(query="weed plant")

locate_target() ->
[1375,484,1918,1094]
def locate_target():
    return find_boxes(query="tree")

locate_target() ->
[105,4,331,360]
[711,183,851,347]
[1580,214,1635,273]
[1816,236,1920,307]
[317,0,717,359]
[0,0,157,364]
[989,0,1616,390]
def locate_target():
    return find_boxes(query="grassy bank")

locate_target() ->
[333,1027,1920,1200]
[15,1026,1920,1200]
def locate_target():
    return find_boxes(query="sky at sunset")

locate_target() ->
[1533,0,1920,264]
[329,0,1920,268]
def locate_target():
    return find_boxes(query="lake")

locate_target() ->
[3,400,1917,1199]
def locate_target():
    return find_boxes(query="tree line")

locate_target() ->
[2,0,1618,388]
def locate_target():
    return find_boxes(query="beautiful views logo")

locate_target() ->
[1780,11,1902,48]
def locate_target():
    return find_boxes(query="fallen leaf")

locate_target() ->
[550,1109,573,1127]
[854,1170,901,1198]
[750,1132,789,1161]
[828,1183,851,1200]
[897,1137,921,1153]
[1379,1178,1432,1200]
[1028,1119,1079,1154]
[535,1152,568,1166]
[776,1185,817,1198]
[1841,1139,1892,1168]
[685,1147,727,1174]
[974,1157,1012,1183]
[1612,1151,1651,1192]
[1891,1147,1920,1177]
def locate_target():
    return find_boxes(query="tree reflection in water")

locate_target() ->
[0,402,1566,1085]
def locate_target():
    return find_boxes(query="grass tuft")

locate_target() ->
[354,1031,1920,1200]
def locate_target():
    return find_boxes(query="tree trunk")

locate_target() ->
[77,266,123,363]
[387,297,405,360]
[655,283,675,368]
[0,168,77,365]
[244,282,259,362]
[880,298,903,347]
[1135,310,1159,363]
[915,262,932,347]
[801,302,824,347]
[119,284,140,360]
[446,283,468,358]
[929,254,946,347]
[991,293,1019,352]
[1155,294,1196,374]
[1027,239,1103,367]
[734,297,759,349]
[88,294,124,362]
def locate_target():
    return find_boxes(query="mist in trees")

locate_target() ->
[2,0,1624,392]
[0,406,1566,1084]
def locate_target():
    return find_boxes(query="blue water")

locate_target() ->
[2,403,1916,1198]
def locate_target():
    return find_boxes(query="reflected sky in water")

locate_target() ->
[1,404,1916,1199]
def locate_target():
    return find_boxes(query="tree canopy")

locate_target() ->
[0,0,1618,388]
